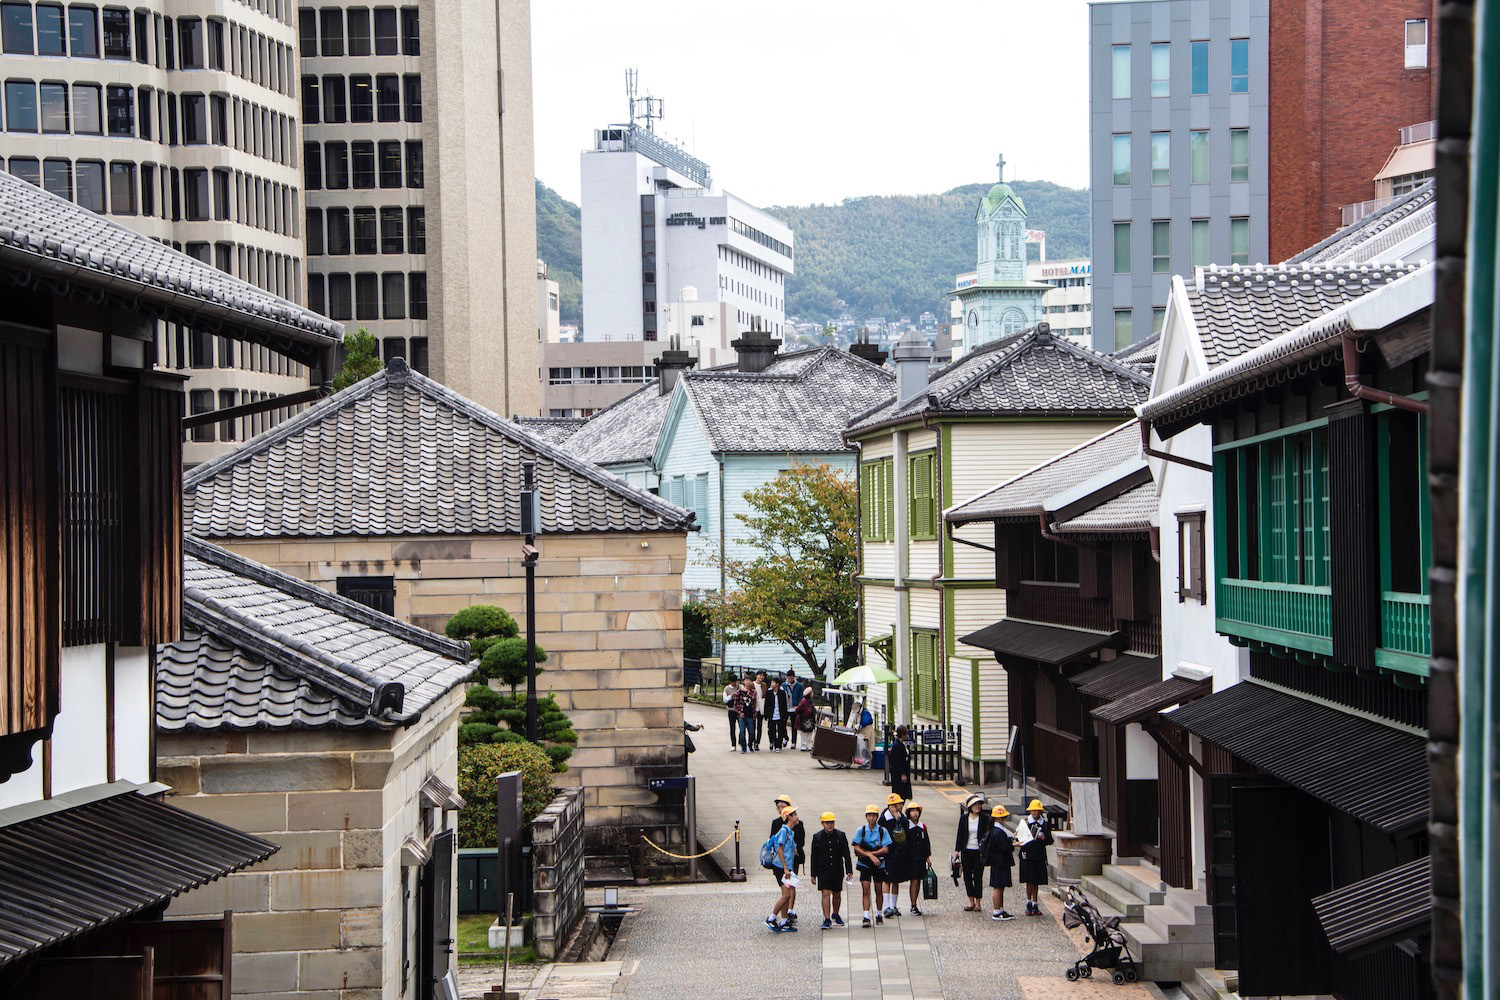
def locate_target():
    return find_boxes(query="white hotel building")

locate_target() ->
[579,124,793,347]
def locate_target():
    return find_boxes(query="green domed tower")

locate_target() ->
[952,154,1050,352]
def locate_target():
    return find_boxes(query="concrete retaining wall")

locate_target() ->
[531,787,585,959]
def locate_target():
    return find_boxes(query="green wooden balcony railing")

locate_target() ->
[1377,591,1431,676]
[1217,578,1333,655]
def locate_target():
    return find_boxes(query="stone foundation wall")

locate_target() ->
[530,786,585,959]
[159,685,464,1000]
[211,532,689,845]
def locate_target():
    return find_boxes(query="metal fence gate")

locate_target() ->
[883,724,963,782]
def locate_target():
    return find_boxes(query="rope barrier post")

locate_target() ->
[729,819,747,882]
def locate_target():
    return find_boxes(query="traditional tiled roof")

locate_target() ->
[1285,181,1435,267]
[184,357,695,537]
[1113,332,1160,369]
[1184,261,1424,368]
[1055,482,1156,534]
[679,348,894,453]
[0,169,341,355]
[157,539,474,731]
[513,416,587,446]
[1143,263,1434,428]
[847,325,1149,436]
[946,421,1142,525]
[557,383,675,467]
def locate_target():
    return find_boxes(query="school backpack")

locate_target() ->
[760,834,780,868]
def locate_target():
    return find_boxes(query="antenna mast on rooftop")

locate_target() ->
[625,68,664,133]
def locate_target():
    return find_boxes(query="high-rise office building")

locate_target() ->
[1090,0,1438,352]
[298,0,538,418]
[579,88,793,346]
[1089,0,1271,352]
[0,0,311,464]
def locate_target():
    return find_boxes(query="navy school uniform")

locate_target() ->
[1017,814,1054,886]
[982,824,1015,889]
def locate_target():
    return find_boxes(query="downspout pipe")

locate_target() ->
[1341,330,1430,414]
[1139,419,1213,474]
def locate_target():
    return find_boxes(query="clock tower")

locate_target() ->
[952,154,1050,354]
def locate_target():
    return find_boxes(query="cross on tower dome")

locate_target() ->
[996,153,1006,183]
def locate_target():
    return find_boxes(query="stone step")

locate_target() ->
[1144,895,1215,944]
[1191,967,1239,1000]
[1078,874,1146,920]
[1104,863,1166,905]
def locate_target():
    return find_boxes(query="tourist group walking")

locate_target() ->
[758,791,1052,933]
[723,670,816,753]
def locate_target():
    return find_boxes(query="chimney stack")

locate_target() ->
[892,329,934,408]
[730,316,782,374]
[848,326,889,367]
[655,335,696,396]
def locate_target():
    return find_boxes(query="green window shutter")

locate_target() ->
[860,464,873,540]
[876,458,888,542]
[694,473,709,528]
[909,453,935,539]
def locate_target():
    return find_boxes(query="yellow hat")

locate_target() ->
[992,805,1010,819]
[1028,799,1045,812]
[780,805,797,819]
[865,804,880,815]
[886,792,904,806]
[774,793,792,805]
[820,811,836,822]
[904,802,923,815]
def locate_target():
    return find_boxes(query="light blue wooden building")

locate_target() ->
[537,334,895,675]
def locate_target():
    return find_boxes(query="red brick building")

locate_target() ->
[1268,0,1438,261]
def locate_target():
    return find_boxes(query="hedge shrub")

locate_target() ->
[456,741,555,849]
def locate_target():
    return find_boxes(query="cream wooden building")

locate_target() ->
[845,325,1149,780]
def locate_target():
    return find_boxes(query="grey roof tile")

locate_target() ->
[848,326,1149,435]
[946,421,1142,524]
[1284,181,1435,267]
[184,357,695,537]
[157,538,475,731]
[0,169,341,349]
[1185,261,1423,368]
[1056,482,1157,534]
[681,348,894,453]
[557,384,674,467]
[512,416,587,446]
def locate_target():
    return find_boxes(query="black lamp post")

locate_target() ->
[521,461,540,743]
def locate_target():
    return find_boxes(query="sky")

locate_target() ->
[530,0,1094,209]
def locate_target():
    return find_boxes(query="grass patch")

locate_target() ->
[457,912,536,966]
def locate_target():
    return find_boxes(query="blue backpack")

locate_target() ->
[860,708,874,727]
[760,835,780,868]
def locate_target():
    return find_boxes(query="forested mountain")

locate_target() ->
[766,180,1090,323]
[535,180,583,324]
[532,178,1090,330]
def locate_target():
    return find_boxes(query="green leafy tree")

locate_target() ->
[460,686,576,771]
[479,636,548,693]
[703,462,860,675]
[445,604,519,660]
[683,602,714,663]
[331,327,383,391]
[456,741,555,848]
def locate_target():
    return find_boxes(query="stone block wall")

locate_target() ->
[530,786,585,959]
[160,684,464,1000]
[214,532,689,849]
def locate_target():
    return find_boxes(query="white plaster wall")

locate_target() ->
[114,647,153,784]
[1124,723,1159,780]
[580,149,654,343]
[1154,422,1247,691]
[49,644,109,797]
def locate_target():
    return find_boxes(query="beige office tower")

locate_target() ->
[298,0,538,418]
[0,2,312,464]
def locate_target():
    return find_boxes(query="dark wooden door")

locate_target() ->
[1208,772,1277,968]
[35,949,153,1000]
[421,830,457,994]
[1157,739,1192,888]
[1231,784,1333,997]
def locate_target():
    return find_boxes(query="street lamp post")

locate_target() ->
[521,461,540,744]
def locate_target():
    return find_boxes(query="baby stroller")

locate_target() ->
[1062,886,1140,985]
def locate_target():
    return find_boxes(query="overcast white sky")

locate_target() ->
[530,1,1094,208]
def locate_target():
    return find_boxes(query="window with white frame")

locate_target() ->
[1405,19,1428,69]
